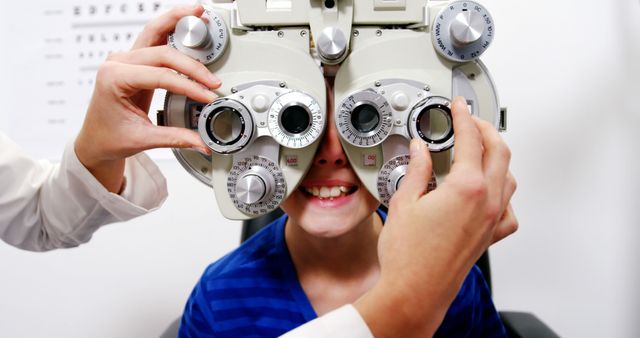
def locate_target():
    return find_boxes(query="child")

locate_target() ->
[179,79,512,337]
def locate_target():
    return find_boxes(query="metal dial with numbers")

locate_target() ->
[432,0,495,62]
[337,90,393,147]
[168,8,229,65]
[267,91,324,149]
[227,156,286,216]
[377,155,437,207]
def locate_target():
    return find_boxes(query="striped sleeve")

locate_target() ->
[179,277,217,338]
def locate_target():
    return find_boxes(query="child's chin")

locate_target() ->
[301,221,354,238]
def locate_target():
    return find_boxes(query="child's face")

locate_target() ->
[280,81,380,237]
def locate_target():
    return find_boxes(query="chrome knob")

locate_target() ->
[450,11,484,47]
[168,9,229,65]
[228,156,286,216]
[236,174,267,205]
[175,16,210,48]
[431,0,495,62]
[316,26,347,63]
[387,165,407,195]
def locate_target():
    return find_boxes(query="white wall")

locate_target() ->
[483,0,640,337]
[0,160,241,338]
[1,1,639,337]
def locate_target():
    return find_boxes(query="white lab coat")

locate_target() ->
[0,132,167,251]
[0,132,372,337]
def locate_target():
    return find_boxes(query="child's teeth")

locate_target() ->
[320,186,331,198]
[330,187,341,197]
[307,186,353,199]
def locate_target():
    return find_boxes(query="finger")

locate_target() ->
[142,125,212,155]
[394,138,434,201]
[502,171,517,211]
[474,117,511,199]
[112,63,218,103]
[492,204,518,243]
[133,4,205,50]
[108,46,221,89]
[451,96,483,171]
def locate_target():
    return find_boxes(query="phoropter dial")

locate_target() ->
[198,98,254,154]
[337,90,393,147]
[316,26,348,64]
[432,0,494,62]
[377,155,437,207]
[228,156,286,216]
[267,91,324,149]
[168,8,229,65]
[408,96,454,152]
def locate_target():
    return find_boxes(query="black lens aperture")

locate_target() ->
[351,104,379,133]
[281,105,311,134]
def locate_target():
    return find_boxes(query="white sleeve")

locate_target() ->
[0,133,167,251]
[279,305,373,338]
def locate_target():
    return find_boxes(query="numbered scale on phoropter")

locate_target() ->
[267,91,324,149]
[227,156,287,216]
[431,0,495,62]
[377,155,438,207]
[337,90,394,147]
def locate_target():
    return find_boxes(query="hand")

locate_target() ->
[355,96,518,337]
[75,5,219,193]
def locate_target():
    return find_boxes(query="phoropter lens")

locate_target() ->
[207,107,244,144]
[351,104,380,133]
[417,105,452,143]
[280,105,311,134]
[337,90,392,147]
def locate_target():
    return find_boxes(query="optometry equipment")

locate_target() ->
[158,0,505,219]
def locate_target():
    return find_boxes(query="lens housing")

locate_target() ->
[280,103,312,135]
[336,90,393,147]
[206,106,244,145]
[351,103,380,133]
[408,97,454,152]
[198,98,254,154]
[268,91,324,149]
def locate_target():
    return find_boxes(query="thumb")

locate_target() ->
[142,125,211,155]
[395,138,433,201]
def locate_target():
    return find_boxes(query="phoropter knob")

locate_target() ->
[387,165,407,196]
[236,173,268,205]
[234,166,275,205]
[168,9,229,65]
[431,0,494,62]
[316,26,347,64]
[228,156,286,216]
[175,16,211,48]
[450,10,484,48]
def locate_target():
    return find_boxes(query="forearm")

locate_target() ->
[0,136,167,251]
[278,277,456,338]
[279,305,373,338]
[0,133,59,250]
[353,276,452,338]
[74,132,125,193]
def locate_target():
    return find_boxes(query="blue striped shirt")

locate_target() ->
[179,211,507,337]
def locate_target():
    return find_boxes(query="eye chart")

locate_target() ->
[0,0,195,160]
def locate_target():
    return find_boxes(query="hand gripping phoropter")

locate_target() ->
[159,3,326,220]
[333,0,504,207]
